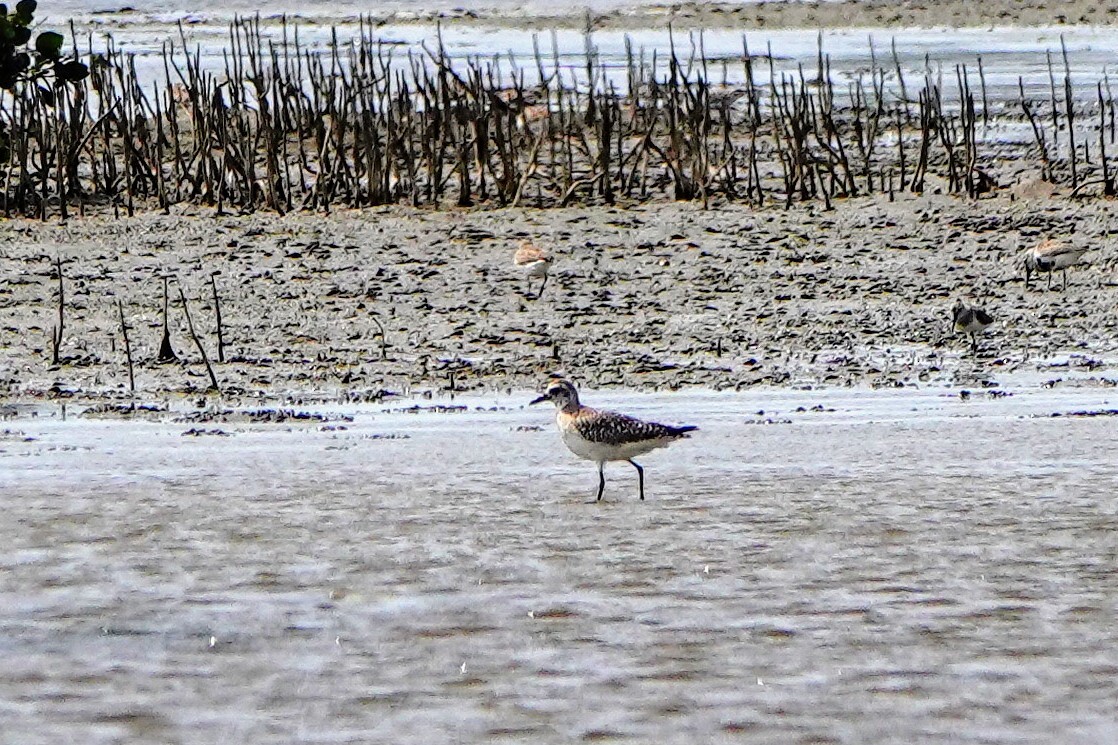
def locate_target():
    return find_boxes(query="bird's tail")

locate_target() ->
[669,424,699,437]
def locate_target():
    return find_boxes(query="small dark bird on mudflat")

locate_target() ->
[952,300,994,355]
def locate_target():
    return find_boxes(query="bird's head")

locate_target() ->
[950,299,967,331]
[530,378,579,410]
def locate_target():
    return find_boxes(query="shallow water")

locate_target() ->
[38,0,1118,107]
[2,384,1118,743]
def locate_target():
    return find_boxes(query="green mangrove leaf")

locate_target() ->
[35,29,62,59]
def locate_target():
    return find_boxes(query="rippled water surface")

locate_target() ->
[2,385,1118,744]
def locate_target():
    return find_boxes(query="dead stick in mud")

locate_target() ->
[1046,50,1060,154]
[369,312,388,359]
[1019,77,1053,181]
[158,277,178,363]
[36,105,49,222]
[177,286,220,393]
[1107,73,1116,146]
[977,55,990,131]
[1065,70,1078,190]
[510,130,547,208]
[1099,83,1114,195]
[209,273,225,363]
[117,299,135,405]
[50,257,64,365]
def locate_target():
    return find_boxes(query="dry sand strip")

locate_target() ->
[1,189,1116,407]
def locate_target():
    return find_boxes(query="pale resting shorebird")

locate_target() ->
[513,241,552,299]
[1023,239,1088,291]
[952,300,994,354]
[530,378,697,501]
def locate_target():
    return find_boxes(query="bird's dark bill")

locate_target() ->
[529,395,549,405]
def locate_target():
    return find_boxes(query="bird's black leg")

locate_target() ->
[1046,271,1052,291]
[971,333,977,355]
[628,459,645,501]
[1063,269,1068,291]
[537,274,547,299]
[596,462,606,501]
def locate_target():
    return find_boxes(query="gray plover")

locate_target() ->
[952,300,994,354]
[1023,239,1088,291]
[514,241,552,299]
[530,378,697,501]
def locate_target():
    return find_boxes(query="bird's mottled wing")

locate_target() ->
[1034,239,1064,258]
[514,244,547,265]
[574,410,681,446]
[1034,241,1086,267]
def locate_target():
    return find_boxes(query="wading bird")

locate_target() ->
[530,378,696,501]
[1023,239,1088,291]
[514,241,552,299]
[952,300,994,354]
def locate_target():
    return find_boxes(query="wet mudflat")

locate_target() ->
[2,384,1117,744]
[5,195,1118,402]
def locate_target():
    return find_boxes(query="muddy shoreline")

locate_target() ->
[53,0,1118,31]
[542,1,1118,32]
[484,0,1118,32]
[2,184,1117,410]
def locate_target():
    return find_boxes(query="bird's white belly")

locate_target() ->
[1038,252,1083,271]
[523,260,549,278]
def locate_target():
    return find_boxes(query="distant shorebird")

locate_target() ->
[530,378,697,501]
[1023,239,1088,291]
[513,241,552,299]
[952,300,994,354]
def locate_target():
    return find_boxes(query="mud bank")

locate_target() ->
[2,188,1117,407]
